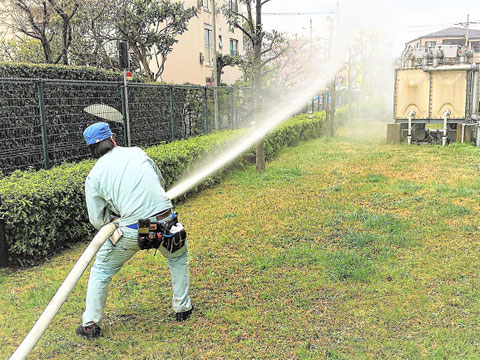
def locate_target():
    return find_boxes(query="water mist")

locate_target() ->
[167,50,349,200]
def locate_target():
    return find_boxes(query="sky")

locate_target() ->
[261,0,480,57]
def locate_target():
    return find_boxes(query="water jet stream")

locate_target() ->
[166,59,341,200]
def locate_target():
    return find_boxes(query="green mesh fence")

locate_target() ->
[0,78,322,176]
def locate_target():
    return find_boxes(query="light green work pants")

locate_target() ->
[82,228,191,327]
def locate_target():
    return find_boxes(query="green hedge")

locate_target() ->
[0,62,145,81]
[0,112,324,266]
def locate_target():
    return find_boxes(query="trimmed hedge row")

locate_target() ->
[0,112,325,266]
[0,62,142,81]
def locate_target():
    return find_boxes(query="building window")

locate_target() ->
[442,39,464,46]
[201,0,210,11]
[425,41,436,48]
[229,0,238,12]
[219,35,223,49]
[230,38,238,56]
[205,25,213,64]
[471,41,480,52]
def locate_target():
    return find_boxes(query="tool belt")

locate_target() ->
[136,212,187,253]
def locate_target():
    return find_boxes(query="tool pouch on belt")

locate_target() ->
[137,212,187,253]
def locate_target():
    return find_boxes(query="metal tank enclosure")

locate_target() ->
[388,44,480,145]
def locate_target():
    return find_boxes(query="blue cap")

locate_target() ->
[83,122,113,145]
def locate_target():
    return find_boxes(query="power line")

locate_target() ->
[456,21,480,25]
[403,22,457,29]
[402,21,480,29]
[263,11,334,16]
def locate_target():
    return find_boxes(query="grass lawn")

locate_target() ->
[2,120,480,359]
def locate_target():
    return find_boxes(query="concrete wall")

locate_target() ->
[158,0,244,85]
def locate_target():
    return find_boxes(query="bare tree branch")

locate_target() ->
[261,48,286,68]
[227,7,250,27]
[261,65,279,77]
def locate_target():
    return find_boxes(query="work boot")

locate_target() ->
[175,306,194,321]
[76,323,101,339]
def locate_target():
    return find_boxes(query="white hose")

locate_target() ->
[10,223,116,360]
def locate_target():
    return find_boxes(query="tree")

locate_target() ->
[223,0,285,173]
[68,0,120,69]
[115,0,197,82]
[0,38,46,63]
[324,14,340,138]
[261,36,320,89]
[216,53,243,85]
[350,28,392,100]
[49,0,79,64]
[1,0,80,64]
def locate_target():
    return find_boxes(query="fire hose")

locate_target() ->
[9,223,116,360]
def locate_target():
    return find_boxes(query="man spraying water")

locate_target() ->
[77,122,193,339]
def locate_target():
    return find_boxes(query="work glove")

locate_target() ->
[169,223,184,234]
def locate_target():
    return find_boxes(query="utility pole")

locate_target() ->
[212,0,219,130]
[326,1,339,137]
[336,1,340,29]
[326,17,333,136]
[465,14,470,47]
[310,19,313,50]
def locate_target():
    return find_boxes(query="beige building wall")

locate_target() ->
[0,2,18,40]
[158,0,244,85]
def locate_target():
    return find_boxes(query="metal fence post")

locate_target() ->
[0,195,8,268]
[123,72,132,147]
[120,84,128,146]
[169,86,175,141]
[204,87,208,133]
[36,80,49,170]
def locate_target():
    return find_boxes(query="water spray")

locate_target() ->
[165,61,341,200]
[10,18,350,358]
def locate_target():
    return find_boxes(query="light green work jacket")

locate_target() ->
[85,146,172,232]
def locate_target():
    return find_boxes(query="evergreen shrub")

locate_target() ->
[0,112,324,266]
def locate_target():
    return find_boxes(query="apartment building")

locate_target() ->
[1,0,244,84]
[158,0,244,85]
[0,1,18,39]
[405,27,480,63]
